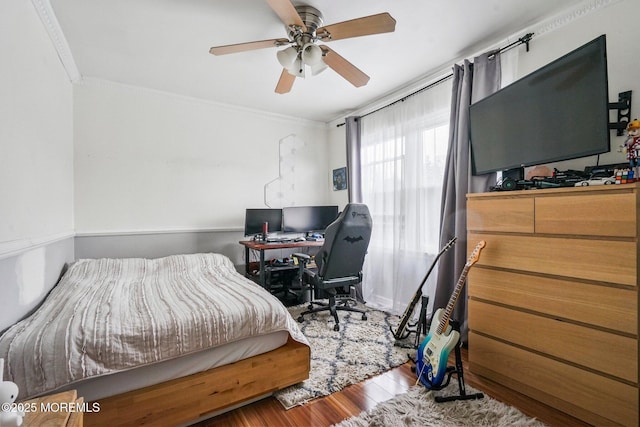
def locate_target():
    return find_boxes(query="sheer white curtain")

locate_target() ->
[500,45,520,87]
[359,80,452,314]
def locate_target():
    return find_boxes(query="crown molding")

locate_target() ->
[31,0,81,82]
[78,77,328,128]
[528,0,621,37]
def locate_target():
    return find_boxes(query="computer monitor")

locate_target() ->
[282,206,339,233]
[244,208,283,236]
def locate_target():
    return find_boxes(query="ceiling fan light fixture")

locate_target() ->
[301,43,323,66]
[287,57,305,77]
[276,46,298,69]
[310,60,328,76]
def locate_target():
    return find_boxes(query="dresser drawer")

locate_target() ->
[535,192,637,237]
[469,333,638,427]
[468,268,637,334]
[468,232,637,287]
[469,300,637,382]
[467,197,534,233]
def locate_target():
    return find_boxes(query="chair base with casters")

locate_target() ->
[292,255,367,331]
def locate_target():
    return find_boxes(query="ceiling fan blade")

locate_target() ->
[266,0,306,31]
[320,46,370,88]
[209,38,289,56]
[275,69,296,94]
[317,13,396,42]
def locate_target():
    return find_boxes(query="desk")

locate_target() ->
[239,240,323,288]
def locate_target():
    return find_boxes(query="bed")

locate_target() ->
[0,253,310,426]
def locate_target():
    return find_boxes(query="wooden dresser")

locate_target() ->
[466,183,638,427]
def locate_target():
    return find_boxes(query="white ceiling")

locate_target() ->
[49,0,587,123]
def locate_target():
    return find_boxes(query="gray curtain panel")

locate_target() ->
[433,51,501,343]
[345,116,363,204]
[345,115,365,302]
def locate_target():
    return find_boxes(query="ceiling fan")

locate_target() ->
[209,0,396,94]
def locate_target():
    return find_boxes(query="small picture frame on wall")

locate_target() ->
[333,167,347,191]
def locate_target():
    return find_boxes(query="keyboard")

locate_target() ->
[266,237,292,243]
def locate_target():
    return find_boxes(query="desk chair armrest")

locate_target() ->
[291,253,311,264]
[320,276,361,286]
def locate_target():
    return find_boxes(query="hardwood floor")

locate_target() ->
[197,347,590,427]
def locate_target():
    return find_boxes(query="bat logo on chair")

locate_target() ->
[344,235,364,244]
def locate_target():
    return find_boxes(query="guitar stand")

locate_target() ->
[415,320,484,403]
[413,295,429,348]
[394,296,430,349]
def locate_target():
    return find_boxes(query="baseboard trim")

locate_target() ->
[75,227,243,237]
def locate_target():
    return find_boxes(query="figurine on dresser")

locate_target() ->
[623,119,640,180]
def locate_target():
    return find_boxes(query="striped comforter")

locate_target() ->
[0,253,308,399]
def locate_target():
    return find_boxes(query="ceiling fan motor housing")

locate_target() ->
[293,5,323,37]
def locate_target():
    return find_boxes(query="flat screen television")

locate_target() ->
[469,35,610,175]
[283,206,339,233]
[244,208,282,236]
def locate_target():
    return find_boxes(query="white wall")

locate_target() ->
[0,0,74,254]
[0,0,75,331]
[73,80,330,234]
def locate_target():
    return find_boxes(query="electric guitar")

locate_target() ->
[391,237,456,340]
[415,240,486,389]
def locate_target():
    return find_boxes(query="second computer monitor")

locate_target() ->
[283,205,339,234]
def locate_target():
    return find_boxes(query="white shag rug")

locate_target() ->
[274,303,411,409]
[333,383,548,427]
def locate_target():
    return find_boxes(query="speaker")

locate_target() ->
[502,167,524,181]
[501,177,518,191]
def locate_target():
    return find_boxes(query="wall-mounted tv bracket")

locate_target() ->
[609,90,632,136]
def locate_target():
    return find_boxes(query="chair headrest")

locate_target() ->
[340,203,371,227]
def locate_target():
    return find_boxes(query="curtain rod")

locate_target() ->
[336,32,534,127]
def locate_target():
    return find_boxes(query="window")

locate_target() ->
[359,78,452,312]
[361,122,449,254]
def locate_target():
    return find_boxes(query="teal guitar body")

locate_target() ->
[415,308,459,388]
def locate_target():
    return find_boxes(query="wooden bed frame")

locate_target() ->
[84,337,310,426]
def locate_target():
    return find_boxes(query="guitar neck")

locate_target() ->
[436,264,471,335]
[430,240,485,336]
